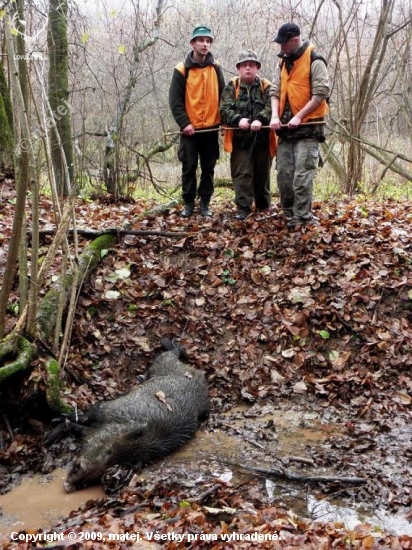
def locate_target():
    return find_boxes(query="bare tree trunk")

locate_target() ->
[14,0,31,314]
[0,11,34,339]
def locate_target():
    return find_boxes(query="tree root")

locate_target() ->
[0,338,71,412]
[0,336,35,382]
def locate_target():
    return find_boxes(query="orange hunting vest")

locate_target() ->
[279,45,328,121]
[223,77,277,158]
[176,62,221,129]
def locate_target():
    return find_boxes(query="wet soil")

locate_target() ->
[1,197,412,546]
[0,470,105,531]
[1,403,411,536]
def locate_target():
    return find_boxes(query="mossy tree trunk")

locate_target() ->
[48,0,74,197]
[0,63,14,169]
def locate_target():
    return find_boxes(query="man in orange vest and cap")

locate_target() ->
[269,23,330,230]
[169,25,225,218]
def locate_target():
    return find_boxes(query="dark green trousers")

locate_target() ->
[230,145,272,212]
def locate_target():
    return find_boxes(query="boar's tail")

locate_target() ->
[160,337,188,362]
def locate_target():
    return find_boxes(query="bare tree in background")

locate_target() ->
[327,0,411,191]
[104,0,165,195]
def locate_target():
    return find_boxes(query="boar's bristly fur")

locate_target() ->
[64,341,209,493]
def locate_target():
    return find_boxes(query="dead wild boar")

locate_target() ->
[63,340,209,493]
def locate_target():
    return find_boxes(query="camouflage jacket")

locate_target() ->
[220,76,272,150]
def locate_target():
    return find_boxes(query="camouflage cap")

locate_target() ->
[190,25,214,42]
[236,49,261,69]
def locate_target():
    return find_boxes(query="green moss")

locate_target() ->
[0,337,35,382]
[45,357,72,413]
[0,94,14,166]
[0,62,13,131]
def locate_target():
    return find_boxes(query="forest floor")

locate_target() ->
[0,190,412,549]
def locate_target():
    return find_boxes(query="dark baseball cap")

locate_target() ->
[272,23,300,44]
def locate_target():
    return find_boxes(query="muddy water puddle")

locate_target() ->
[1,405,411,536]
[0,406,327,533]
[0,469,105,532]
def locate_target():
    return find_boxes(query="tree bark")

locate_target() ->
[0,64,14,168]
[48,0,74,197]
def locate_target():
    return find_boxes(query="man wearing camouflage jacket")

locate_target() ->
[220,50,276,220]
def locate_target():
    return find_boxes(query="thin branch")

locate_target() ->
[238,463,367,486]
[36,228,195,239]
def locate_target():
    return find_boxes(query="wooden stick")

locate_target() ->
[164,121,326,137]
[164,127,222,137]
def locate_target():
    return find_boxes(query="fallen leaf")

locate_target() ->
[104,290,120,300]
[293,381,307,394]
[391,391,411,405]
[155,391,173,411]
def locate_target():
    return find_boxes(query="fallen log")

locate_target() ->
[36,233,117,342]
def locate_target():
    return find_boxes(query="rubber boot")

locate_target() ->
[200,197,212,217]
[181,202,195,218]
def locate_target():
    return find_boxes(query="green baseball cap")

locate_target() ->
[190,25,213,42]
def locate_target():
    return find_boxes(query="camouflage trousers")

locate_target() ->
[276,138,320,220]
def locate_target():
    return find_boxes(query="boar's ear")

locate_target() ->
[161,337,189,361]
[161,337,174,351]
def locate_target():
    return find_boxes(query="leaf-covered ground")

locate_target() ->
[1,192,412,548]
